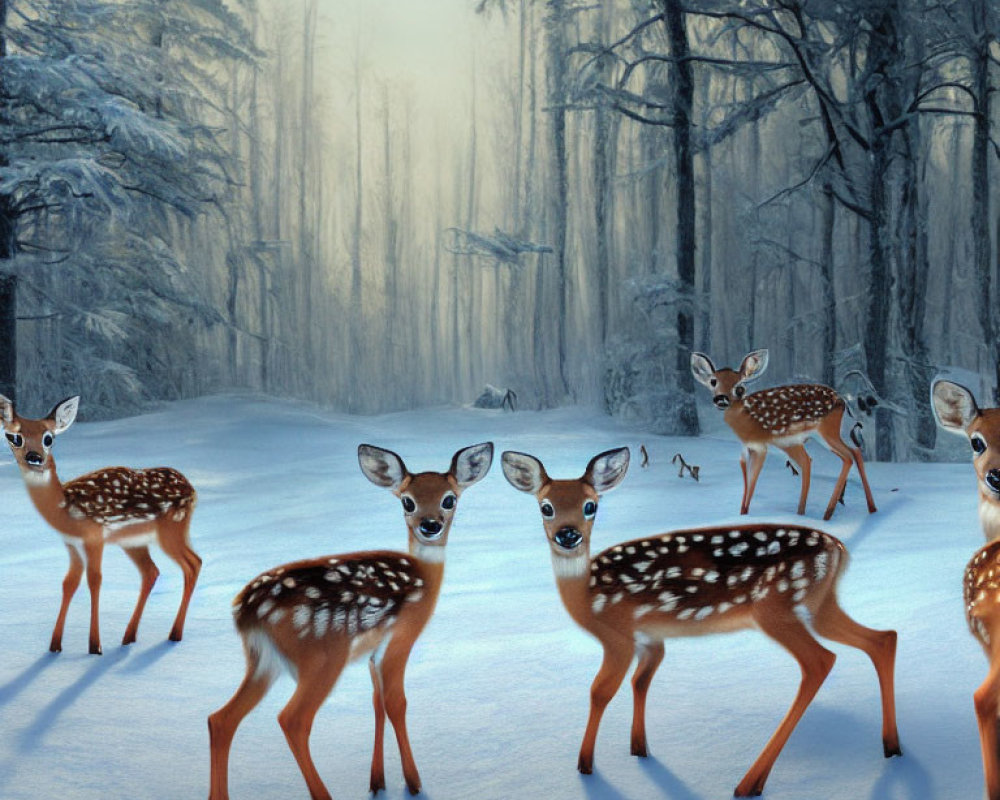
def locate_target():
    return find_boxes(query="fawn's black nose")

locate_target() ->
[25,451,44,467]
[554,527,583,550]
[713,395,731,409]
[419,518,443,538]
[986,470,1000,494]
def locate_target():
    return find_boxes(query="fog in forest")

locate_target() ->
[2,0,997,462]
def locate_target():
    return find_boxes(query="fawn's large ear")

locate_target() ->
[501,451,548,494]
[358,444,409,491]
[583,447,630,494]
[0,395,13,427]
[931,380,979,435]
[48,396,79,434]
[738,349,769,383]
[690,353,717,388]
[451,442,494,488]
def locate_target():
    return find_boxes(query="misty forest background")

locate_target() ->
[1,0,997,462]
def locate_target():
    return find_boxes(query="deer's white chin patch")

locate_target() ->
[411,541,446,563]
[980,497,1000,541]
[550,552,589,579]
[23,468,52,487]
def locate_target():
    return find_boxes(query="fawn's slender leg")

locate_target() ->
[578,635,635,774]
[121,545,160,645]
[630,639,665,757]
[780,443,812,516]
[50,544,83,653]
[735,598,835,797]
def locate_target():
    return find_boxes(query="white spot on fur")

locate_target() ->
[292,606,311,630]
[592,594,607,614]
[695,606,714,620]
[313,607,331,637]
[814,552,829,579]
[257,599,275,619]
[282,577,296,588]
[767,540,781,555]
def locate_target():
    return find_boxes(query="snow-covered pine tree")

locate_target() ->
[0,0,255,414]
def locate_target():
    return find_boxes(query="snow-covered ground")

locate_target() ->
[0,394,985,799]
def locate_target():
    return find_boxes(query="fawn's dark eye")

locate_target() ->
[583,500,598,519]
[441,493,456,510]
[735,385,746,398]
[401,496,416,513]
[5,432,22,448]
[540,501,555,518]
[42,432,54,449]
[709,378,717,387]
[972,434,987,455]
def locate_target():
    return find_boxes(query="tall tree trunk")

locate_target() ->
[350,39,364,410]
[698,145,712,352]
[546,0,571,399]
[299,0,317,384]
[865,135,893,460]
[819,182,836,386]
[662,0,699,434]
[0,0,16,402]
[971,0,997,400]
[863,7,898,461]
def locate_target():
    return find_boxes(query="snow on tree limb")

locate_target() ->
[445,227,552,265]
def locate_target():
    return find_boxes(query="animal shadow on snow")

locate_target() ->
[868,752,933,800]
[839,485,905,552]
[117,639,175,673]
[579,760,699,800]
[0,653,55,707]
[17,647,129,750]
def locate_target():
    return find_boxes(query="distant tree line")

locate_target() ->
[0,0,997,464]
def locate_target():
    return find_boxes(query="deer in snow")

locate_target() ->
[691,349,877,520]
[502,446,899,796]
[0,394,200,654]
[208,442,493,800]
[932,379,1000,800]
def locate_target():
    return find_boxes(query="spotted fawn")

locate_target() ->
[502,446,899,797]
[0,395,199,654]
[933,379,1000,800]
[208,442,493,800]
[691,349,876,520]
